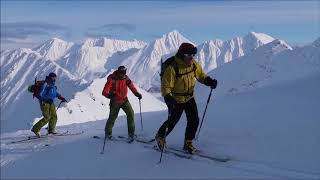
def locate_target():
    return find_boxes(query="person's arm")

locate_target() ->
[194,62,208,84]
[194,61,218,89]
[161,66,175,97]
[56,88,67,102]
[161,66,177,105]
[127,79,142,99]
[102,78,113,98]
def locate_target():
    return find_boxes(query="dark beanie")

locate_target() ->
[177,43,197,55]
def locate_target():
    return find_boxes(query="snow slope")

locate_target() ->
[1,73,319,179]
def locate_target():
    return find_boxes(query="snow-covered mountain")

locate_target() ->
[104,31,274,92]
[33,38,74,61]
[29,37,147,81]
[53,38,147,81]
[104,30,193,92]
[196,32,275,72]
[195,38,320,103]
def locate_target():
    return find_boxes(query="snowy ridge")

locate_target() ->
[55,38,147,81]
[195,38,319,102]
[196,32,275,72]
[33,38,74,61]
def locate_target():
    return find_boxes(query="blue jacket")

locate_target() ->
[39,80,61,102]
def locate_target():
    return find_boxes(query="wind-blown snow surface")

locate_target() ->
[1,73,319,179]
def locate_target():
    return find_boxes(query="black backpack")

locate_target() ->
[27,78,45,99]
[160,56,197,80]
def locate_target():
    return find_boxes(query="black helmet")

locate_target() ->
[118,66,127,74]
[48,72,57,78]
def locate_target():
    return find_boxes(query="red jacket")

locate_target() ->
[102,71,139,105]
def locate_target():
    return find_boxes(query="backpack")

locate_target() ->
[27,78,45,99]
[110,74,132,93]
[160,56,197,80]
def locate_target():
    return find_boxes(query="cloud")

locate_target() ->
[1,22,69,42]
[85,23,136,38]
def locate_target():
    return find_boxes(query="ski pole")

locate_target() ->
[56,101,63,110]
[139,99,143,131]
[159,127,168,164]
[100,136,107,154]
[196,88,213,140]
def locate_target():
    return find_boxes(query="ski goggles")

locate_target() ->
[118,68,127,74]
[184,53,196,58]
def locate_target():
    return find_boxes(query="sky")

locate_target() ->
[1,0,319,50]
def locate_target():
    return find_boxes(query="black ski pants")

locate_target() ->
[157,98,199,141]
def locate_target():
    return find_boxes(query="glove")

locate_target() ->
[204,77,218,89]
[164,94,176,106]
[58,96,67,102]
[106,93,115,99]
[135,93,142,100]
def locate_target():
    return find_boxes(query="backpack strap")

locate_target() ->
[174,61,197,78]
[111,76,130,93]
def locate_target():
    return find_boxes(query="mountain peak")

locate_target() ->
[151,30,193,51]
[270,39,292,50]
[244,32,274,44]
[159,30,189,43]
[33,37,73,60]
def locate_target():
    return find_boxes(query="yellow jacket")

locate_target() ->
[161,56,208,103]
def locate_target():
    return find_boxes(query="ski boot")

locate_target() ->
[183,140,197,154]
[155,133,166,151]
[48,129,58,135]
[31,128,41,138]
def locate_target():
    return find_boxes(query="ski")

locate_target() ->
[11,131,84,144]
[118,135,154,144]
[143,144,192,159]
[93,135,134,143]
[119,135,230,162]
[167,147,231,162]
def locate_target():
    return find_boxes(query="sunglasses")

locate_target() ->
[184,54,195,57]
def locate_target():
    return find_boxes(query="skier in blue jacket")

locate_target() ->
[31,72,67,137]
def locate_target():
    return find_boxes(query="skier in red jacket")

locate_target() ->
[102,66,142,140]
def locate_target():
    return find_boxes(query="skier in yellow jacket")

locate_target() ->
[155,43,217,154]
